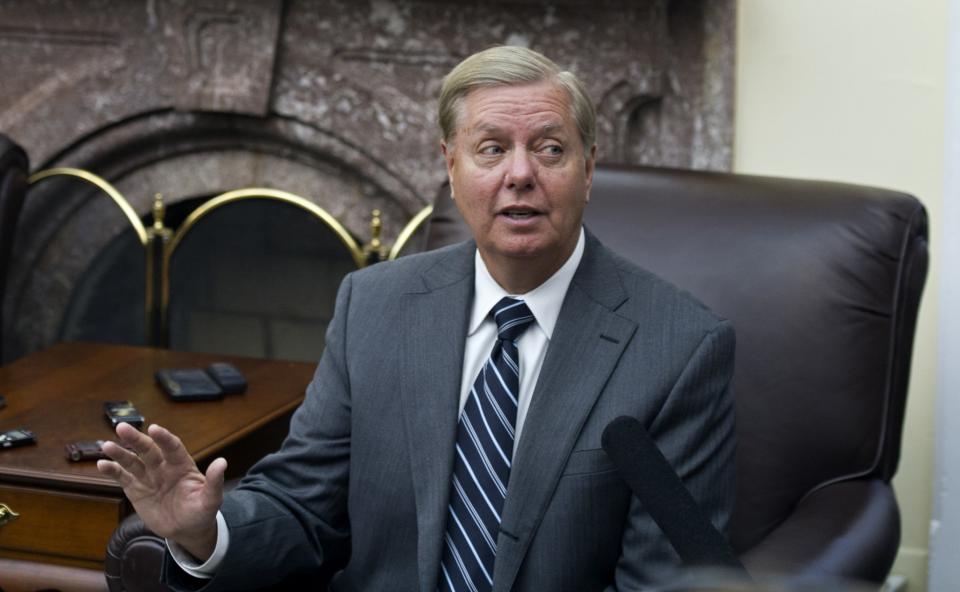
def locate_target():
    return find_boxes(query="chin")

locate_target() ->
[494,241,557,261]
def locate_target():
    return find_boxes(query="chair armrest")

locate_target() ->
[741,479,899,584]
[105,512,170,592]
[104,480,336,592]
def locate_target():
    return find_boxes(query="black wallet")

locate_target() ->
[155,363,247,401]
[206,362,247,394]
[156,368,224,401]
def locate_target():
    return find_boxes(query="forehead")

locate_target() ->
[457,81,575,134]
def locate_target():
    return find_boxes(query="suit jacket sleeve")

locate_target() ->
[163,273,357,591]
[608,319,737,590]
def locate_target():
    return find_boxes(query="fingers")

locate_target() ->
[114,422,166,469]
[96,458,139,489]
[148,424,196,467]
[96,458,121,479]
[113,422,192,472]
[101,439,146,478]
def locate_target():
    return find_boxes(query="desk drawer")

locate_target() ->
[0,484,123,564]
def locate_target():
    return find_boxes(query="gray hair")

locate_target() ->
[438,46,596,151]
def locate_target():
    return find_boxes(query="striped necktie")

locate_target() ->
[439,297,535,592]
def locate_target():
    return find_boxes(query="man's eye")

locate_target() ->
[480,145,504,155]
[542,145,563,156]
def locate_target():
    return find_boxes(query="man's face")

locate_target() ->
[442,81,596,283]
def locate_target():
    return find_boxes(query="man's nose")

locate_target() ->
[504,151,535,192]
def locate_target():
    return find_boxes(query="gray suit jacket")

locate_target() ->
[164,231,736,591]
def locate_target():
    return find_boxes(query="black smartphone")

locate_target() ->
[206,363,247,394]
[103,400,145,428]
[65,440,108,462]
[0,428,36,449]
[155,369,223,401]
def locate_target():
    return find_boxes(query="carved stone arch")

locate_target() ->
[597,80,662,164]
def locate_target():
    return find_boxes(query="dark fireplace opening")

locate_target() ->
[59,222,145,348]
[61,195,363,362]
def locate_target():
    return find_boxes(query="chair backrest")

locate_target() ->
[429,164,929,553]
[0,134,29,362]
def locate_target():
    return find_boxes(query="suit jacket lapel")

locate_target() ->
[399,242,475,592]
[493,234,638,591]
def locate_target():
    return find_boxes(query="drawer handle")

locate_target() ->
[0,503,20,526]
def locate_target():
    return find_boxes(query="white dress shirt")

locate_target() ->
[459,227,584,447]
[169,228,586,577]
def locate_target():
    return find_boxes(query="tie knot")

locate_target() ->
[492,297,535,342]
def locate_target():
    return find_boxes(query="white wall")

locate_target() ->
[928,0,960,589]
[735,2,949,590]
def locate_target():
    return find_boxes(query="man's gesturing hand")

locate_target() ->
[97,422,226,563]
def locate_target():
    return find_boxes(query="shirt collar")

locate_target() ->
[469,227,585,339]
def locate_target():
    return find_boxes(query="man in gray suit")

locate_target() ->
[98,46,736,591]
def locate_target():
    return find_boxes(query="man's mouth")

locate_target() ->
[499,206,541,220]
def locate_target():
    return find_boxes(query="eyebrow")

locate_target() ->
[471,122,566,135]
[539,123,563,134]
[473,123,505,134]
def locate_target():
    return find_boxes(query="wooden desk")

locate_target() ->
[0,342,314,571]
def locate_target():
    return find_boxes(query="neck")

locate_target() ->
[481,243,577,295]
[487,265,552,295]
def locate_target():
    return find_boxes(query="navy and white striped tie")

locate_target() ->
[439,297,535,592]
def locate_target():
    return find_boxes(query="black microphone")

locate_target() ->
[601,415,746,573]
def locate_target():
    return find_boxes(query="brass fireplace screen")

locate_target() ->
[29,168,433,359]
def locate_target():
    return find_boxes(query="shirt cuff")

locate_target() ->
[166,511,230,578]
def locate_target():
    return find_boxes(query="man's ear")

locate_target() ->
[583,144,597,203]
[441,139,455,199]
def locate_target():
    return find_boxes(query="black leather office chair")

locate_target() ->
[573,165,926,583]
[106,164,927,590]
[0,134,29,363]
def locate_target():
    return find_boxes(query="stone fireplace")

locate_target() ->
[0,0,735,361]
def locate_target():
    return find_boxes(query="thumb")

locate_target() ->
[203,457,228,504]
